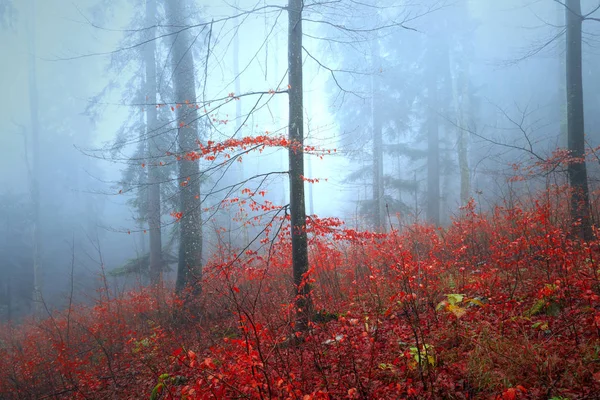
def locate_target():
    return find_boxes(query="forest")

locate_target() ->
[1,0,600,398]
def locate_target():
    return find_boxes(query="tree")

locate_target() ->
[27,0,42,315]
[288,0,312,330]
[144,0,162,286]
[164,2,203,294]
[371,38,385,232]
[565,0,591,239]
[426,40,440,225]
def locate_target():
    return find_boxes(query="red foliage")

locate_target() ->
[2,188,600,399]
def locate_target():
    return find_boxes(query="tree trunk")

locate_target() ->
[28,0,42,316]
[565,0,592,240]
[233,4,243,185]
[145,0,163,286]
[449,41,471,206]
[233,4,249,246]
[556,0,568,148]
[426,45,440,226]
[370,40,385,232]
[165,2,203,293]
[288,0,312,331]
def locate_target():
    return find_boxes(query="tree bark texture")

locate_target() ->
[145,0,163,286]
[426,45,440,226]
[165,1,203,293]
[371,40,385,232]
[288,0,312,331]
[565,0,592,240]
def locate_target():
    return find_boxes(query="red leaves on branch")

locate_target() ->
[170,211,183,221]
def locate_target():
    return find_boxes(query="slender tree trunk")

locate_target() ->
[371,40,385,232]
[28,0,42,316]
[165,2,203,293]
[233,5,249,246]
[307,147,315,216]
[288,0,312,331]
[426,45,440,226]
[457,96,470,206]
[557,0,568,148]
[449,41,471,206]
[565,0,592,240]
[233,3,243,185]
[145,0,163,286]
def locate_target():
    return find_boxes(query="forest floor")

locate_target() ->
[1,189,600,399]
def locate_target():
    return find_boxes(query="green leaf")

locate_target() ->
[435,300,448,312]
[150,383,163,400]
[159,373,170,381]
[526,299,545,317]
[446,294,464,306]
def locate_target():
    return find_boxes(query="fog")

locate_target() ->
[1,0,599,320]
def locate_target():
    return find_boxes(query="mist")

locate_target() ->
[1,0,600,397]
[1,0,598,314]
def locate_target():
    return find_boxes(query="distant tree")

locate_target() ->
[27,0,42,316]
[370,38,385,232]
[143,0,162,286]
[0,193,33,321]
[446,2,474,207]
[426,38,440,225]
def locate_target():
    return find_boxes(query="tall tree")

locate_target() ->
[447,8,472,208]
[426,42,440,225]
[565,0,591,239]
[371,39,385,232]
[288,0,312,330]
[556,0,568,148]
[27,0,42,315]
[165,2,203,293]
[144,0,162,285]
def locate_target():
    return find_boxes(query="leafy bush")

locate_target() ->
[1,188,600,399]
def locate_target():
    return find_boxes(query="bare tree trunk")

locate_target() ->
[426,45,440,226]
[288,0,312,331]
[165,2,203,293]
[457,107,470,206]
[565,0,592,240]
[233,4,249,246]
[556,0,568,148]
[27,0,42,316]
[449,41,471,206]
[145,0,163,286]
[370,40,385,232]
[233,3,243,185]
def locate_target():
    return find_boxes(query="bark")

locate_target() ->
[233,5,249,246]
[233,7,243,184]
[556,1,568,147]
[145,0,162,285]
[426,46,440,226]
[28,0,42,316]
[565,0,592,240]
[165,2,203,293]
[288,0,312,331]
[449,40,471,206]
[371,40,385,232]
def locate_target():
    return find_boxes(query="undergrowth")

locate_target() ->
[1,187,600,399]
